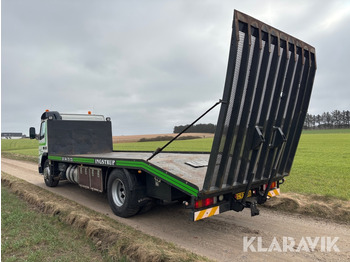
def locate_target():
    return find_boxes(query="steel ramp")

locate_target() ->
[203,10,317,194]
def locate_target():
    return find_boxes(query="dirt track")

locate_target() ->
[2,158,350,262]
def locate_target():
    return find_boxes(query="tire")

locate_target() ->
[138,199,156,214]
[107,169,140,218]
[43,160,59,187]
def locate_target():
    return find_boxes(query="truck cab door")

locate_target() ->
[38,120,48,172]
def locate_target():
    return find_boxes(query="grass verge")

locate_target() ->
[1,152,37,163]
[1,172,211,262]
[1,184,112,262]
[263,192,350,224]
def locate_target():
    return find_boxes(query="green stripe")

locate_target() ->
[72,157,94,164]
[116,160,199,197]
[48,156,62,161]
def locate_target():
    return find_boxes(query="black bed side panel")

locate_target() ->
[203,10,317,194]
[47,120,113,155]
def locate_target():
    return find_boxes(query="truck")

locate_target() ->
[29,10,316,221]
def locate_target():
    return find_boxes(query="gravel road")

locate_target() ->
[2,158,349,261]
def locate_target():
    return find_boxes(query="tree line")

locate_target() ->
[304,110,350,129]
[173,123,216,133]
[173,110,350,133]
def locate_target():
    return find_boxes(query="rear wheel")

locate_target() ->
[43,160,59,187]
[107,169,140,218]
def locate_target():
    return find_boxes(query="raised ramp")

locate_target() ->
[203,10,317,194]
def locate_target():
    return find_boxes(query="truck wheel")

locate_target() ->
[43,160,59,187]
[107,169,140,218]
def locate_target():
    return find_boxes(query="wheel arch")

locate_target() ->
[39,153,48,173]
[105,167,146,192]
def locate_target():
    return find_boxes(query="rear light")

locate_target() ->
[194,200,201,209]
[194,197,217,209]
[263,181,277,190]
[204,198,213,207]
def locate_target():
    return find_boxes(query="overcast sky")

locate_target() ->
[2,0,350,136]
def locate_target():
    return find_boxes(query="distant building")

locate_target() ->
[1,132,23,139]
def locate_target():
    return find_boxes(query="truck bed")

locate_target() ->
[72,151,210,191]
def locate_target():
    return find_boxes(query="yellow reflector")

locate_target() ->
[268,188,280,198]
[194,206,219,221]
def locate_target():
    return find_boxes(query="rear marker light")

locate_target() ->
[204,198,213,207]
[195,197,216,209]
[263,182,277,190]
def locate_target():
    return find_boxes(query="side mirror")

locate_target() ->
[29,127,36,139]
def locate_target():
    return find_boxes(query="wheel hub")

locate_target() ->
[44,166,50,180]
[112,179,126,207]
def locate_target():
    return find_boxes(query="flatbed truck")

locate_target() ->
[30,10,316,221]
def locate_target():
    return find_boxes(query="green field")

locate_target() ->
[1,139,38,156]
[114,137,214,152]
[2,129,350,200]
[284,129,350,200]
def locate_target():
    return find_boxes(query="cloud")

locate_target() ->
[2,0,349,135]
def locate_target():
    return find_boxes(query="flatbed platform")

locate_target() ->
[53,151,210,195]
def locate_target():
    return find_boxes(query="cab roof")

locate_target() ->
[41,111,105,121]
